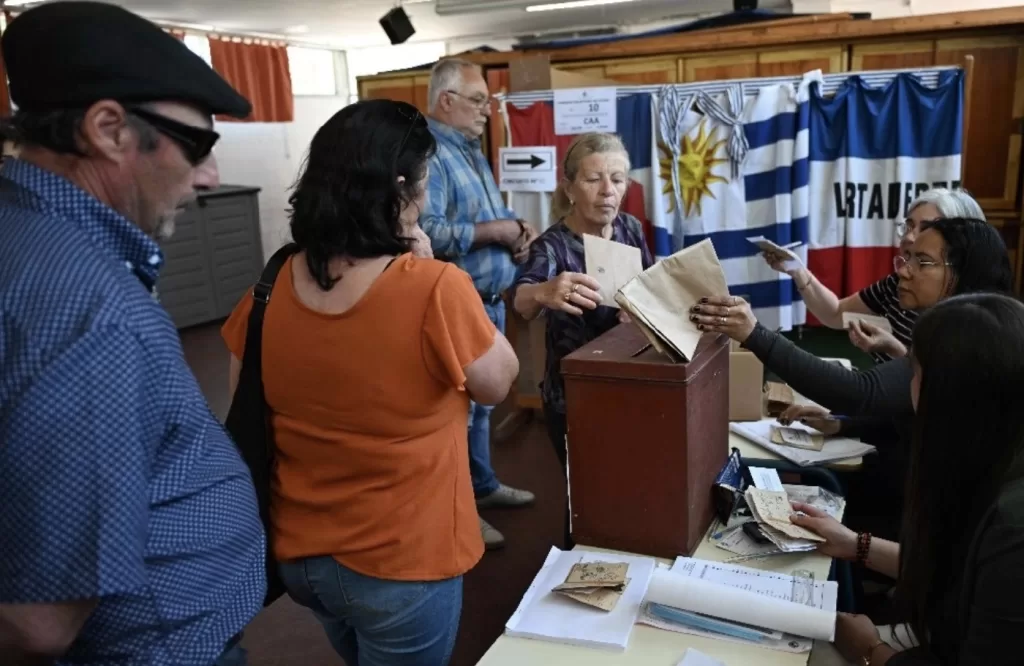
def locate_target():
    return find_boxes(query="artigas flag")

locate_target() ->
[806,70,964,300]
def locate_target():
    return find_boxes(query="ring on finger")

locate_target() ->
[563,290,572,302]
[571,283,580,294]
[719,316,727,326]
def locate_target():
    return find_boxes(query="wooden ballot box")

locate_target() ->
[561,323,730,559]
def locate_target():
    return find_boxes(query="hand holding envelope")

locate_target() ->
[614,239,730,362]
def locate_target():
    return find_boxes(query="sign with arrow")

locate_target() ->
[499,146,557,193]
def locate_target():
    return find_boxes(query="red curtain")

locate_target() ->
[0,11,12,116]
[208,36,293,122]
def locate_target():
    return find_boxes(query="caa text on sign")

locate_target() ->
[553,86,617,136]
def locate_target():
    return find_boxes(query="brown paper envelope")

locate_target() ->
[556,578,631,612]
[769,425,826,451]
[584,234,643,310]
[616,239,729,362]
[562,561,628,586]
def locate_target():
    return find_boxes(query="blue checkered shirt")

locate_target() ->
[420,117,518,296]
[0,160,265,665]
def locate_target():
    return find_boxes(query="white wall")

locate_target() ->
[213,51,350,257]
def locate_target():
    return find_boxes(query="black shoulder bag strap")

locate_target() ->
[225,241,299,607]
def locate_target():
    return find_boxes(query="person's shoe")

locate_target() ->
[476,484,536,509]
[480,517,505,550]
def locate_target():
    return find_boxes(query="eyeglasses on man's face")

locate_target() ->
[128,107,220,166]
[894,254,951,273]
[445,90,490,109]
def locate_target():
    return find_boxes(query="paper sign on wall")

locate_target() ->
[553,87,617,135]
[498,146,557,193]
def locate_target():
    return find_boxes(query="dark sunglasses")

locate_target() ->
[394,104,426,154]
[128,107,220,166]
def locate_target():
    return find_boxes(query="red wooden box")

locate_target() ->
[560,323,730,558]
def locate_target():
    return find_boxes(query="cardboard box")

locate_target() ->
[508,54,616,92]
[729,347,765,421]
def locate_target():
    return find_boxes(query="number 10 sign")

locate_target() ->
[553,87,617,135]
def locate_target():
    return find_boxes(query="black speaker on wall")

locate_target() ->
[380,7,415,45]
[734,0,757,10]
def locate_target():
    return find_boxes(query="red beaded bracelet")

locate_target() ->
[856,532,872,565]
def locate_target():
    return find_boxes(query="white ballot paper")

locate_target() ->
[747,236,803,271]
[583,234,643,310]
[643,566,837,643]
[615,239,729,362]
[841,311,893,334]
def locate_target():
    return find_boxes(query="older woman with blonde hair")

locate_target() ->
[761,187,984,361]
[513,131,653,548]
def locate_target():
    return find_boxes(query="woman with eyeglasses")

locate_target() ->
[802,292,1024,666]
[221,99,519,666]
[760,188,984,362]
[693,218,1012,538]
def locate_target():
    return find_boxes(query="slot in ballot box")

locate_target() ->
[561,323,730,559]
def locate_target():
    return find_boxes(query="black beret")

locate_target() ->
[2,1,252,118]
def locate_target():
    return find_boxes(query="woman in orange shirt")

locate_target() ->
[222,99,519,666]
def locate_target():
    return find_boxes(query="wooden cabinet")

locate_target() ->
[757,45,847,77]
[935,36,1024,211]
[158,186,264,329]
[561,56,680,84]
[850,41,936,71]
[682,52,758,82]
[357,73,431,114]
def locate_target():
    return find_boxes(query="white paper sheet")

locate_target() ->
[746,236,803,271]
[505,547,656,651]
[748,467,785,491]
[730,419,876,466]
[583,233,643,310]
[644,567,836,642]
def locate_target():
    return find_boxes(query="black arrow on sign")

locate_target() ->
[506,154,546,169]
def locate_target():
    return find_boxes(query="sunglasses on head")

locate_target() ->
[393,104,426,163]
[127,107,220,166]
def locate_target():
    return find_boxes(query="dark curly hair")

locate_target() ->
[288,99,435,290]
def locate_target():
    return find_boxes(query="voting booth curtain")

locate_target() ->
[503,68,964,332]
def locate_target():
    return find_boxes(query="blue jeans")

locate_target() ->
[278,556,462,666]
[470,301,505,498]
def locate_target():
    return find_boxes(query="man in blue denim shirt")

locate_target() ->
[0,4,264,664]
[421,58,536,549]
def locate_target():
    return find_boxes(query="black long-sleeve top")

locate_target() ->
[741,323,915,436]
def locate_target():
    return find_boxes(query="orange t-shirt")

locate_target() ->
[221,253,492,581]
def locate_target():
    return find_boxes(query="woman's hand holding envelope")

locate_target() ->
[688,295,757,343]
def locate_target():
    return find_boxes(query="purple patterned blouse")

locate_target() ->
[513,213,654,414]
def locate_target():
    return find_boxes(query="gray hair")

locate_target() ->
[427,58,479,113]
[909,187,985,222]
[551,132,631,220]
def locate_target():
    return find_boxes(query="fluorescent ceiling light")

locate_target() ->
[3,0,46,6]
[526,0,636,11]
[284,24,310,34]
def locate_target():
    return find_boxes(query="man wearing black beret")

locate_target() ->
[0,3,265,665]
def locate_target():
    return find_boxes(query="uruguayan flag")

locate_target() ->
[651,74,818,331]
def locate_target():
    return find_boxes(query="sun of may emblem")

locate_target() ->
[658,118,729,217]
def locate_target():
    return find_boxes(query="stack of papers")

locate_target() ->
[505,547,656,652]
[746,487,824,553]
[615,239,729,362]
[730,418,876,466]
[638,557,837,653]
